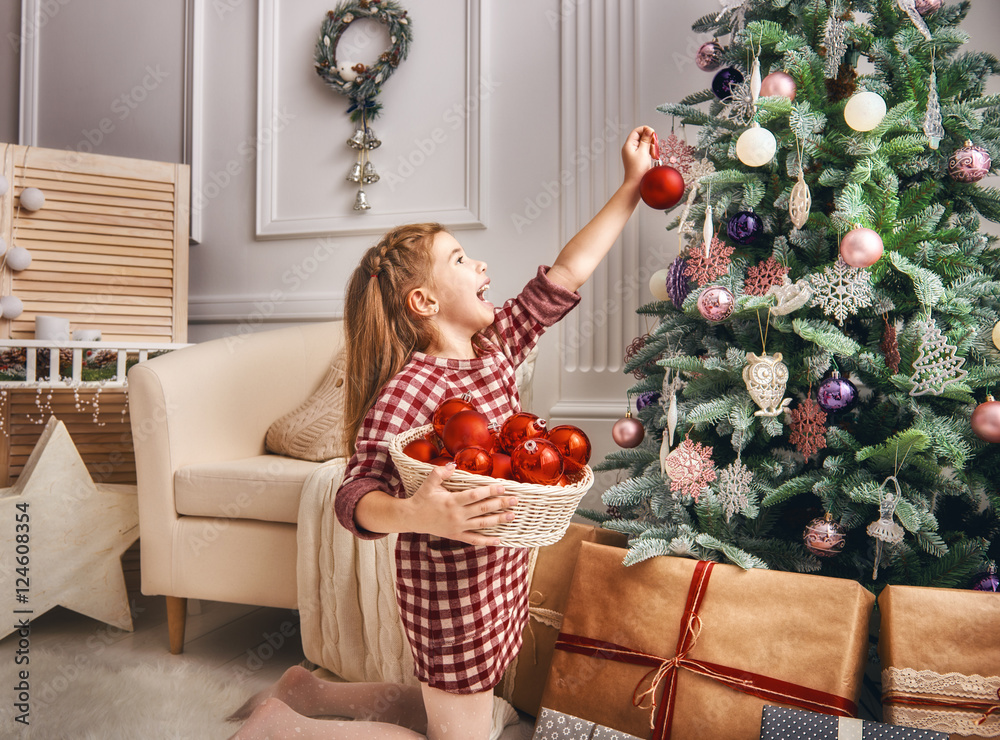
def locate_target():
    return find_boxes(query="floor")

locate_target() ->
[1,591,536,738]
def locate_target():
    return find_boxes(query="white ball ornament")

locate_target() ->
[0,295,24,319]
[649,268,672,301]
[736,123,777,167]
[0,173,8,197]
[844,91,887,132]
[19,187,45,211]
[5,246,32,271]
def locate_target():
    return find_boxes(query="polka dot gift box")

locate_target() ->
[761,705,949,740]
[531,708,641,740]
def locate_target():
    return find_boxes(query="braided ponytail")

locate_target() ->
[343,223,446,452]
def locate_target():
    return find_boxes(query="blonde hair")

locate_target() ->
[343,223,445,452]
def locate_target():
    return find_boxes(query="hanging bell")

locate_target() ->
[362,161,380,184]
[347,129,366,149]
[363,127,381,149]
[353,189,371,211]
[346,161,363,183]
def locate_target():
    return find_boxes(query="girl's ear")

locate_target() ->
[407,287,438,318]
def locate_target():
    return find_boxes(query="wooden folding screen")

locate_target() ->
[0,143,190,487]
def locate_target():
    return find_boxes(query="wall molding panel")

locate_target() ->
[256,0,488,239]
[551,0,641,421]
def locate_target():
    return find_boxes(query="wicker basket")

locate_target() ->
[388,424,594,548]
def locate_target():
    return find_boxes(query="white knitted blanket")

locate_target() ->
[296,460,519,737]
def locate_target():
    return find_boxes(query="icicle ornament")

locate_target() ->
[923,57,944,150]
[896,0,933,40]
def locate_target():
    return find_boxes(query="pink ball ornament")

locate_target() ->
[612,412,644,449]
[760,71,796,101]
[840,227,884,268]
[948,141,992,183]
[803,514,847,558]
[695,40,724,72]
[697,285,735,322]
[914,0,942,14]
[971,395,1000,443]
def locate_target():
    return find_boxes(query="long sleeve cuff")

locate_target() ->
[334,476,391,540]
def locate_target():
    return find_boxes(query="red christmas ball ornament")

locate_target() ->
[490,452,513,480]
[840,226,884,268]
[403,438,438,463]
[612,411,644,448]
[759,70,796,100]
[972,395,1000,443]
[432,396,474,438]
[442,409,493,455]
[546,424,592,473]
[511,438,564,486]
[429,456,453,466]
[498,412,548,453]
[640,164,686,210]
[453,446,493,475]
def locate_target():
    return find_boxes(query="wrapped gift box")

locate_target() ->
[878,585,1000,740]
[533,707,642,740]
[498,523,628,717]
[539,542,876,740]
[761,705,949,739]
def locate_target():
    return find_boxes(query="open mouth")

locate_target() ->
[477,283,490,302]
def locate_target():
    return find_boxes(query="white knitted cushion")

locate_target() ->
[265,351,348,461]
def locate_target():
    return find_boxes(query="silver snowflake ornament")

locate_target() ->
[719,80,757,125]
[717,456,754,522]
[823,12,848,79]
[808,259,874,325]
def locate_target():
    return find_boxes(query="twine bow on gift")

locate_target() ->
[554,560,858,739]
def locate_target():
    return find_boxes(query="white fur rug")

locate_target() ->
[1,648,253,739]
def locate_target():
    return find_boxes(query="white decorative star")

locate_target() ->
[0,418,138,638]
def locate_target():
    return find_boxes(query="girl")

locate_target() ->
[228,125,655,740]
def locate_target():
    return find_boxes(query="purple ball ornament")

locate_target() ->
[696,40,724,72]
[971,563,998,592]
[817,371,858,413]
[712,67,744,100]
[666,256,692,309]
[948,141,992,183]
[914,0,942,14]
[726,211,763,244]
[697,285,736,322]
[635,391,661,411]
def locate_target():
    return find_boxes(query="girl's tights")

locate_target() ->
[227,665,494,739]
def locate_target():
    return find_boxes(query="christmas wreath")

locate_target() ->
[314,0,412,122]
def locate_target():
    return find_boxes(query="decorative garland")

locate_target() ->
[314,0,412,123]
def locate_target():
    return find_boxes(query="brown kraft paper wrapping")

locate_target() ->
[878,585,1000,740]
[540,542,875,740]
[498,523,628,717]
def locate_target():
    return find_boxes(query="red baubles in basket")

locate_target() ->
[401,398,591,486]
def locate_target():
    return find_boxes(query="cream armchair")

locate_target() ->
[128,321,344,653]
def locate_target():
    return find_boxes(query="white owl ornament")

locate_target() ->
[743,352,792,417]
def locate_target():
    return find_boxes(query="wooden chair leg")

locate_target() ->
[166,596,187,654]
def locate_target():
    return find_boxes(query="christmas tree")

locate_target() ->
[584,0,1000,589]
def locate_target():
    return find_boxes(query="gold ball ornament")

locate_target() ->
[736,123,777,167]
[844,91,887,132]
[992,321,1000,351]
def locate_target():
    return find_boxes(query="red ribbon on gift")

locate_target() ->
[884,687,1000,726]
[554,560,857,739]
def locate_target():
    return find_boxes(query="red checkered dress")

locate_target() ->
[336,266,579,694]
